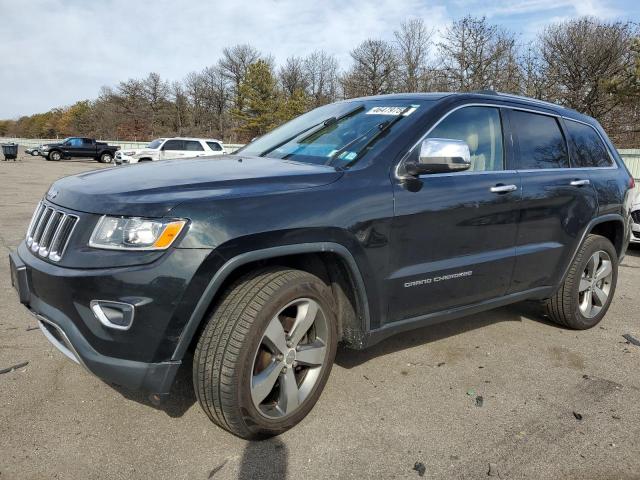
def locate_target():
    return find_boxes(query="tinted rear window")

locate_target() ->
[184,140,204,151]
[207,141,223,151]
[565,120,612,168]
[511,110,569,169]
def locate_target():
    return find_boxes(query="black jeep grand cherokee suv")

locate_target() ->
[10,92,634,439]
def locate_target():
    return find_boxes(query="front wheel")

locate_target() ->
[99,152,113,163]
[48,151,61,161]
[545,234,618,329]
[193,267,337,439]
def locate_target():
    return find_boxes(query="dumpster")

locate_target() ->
[2,143,18,161]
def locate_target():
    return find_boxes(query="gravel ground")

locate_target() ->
[1,149,639,480]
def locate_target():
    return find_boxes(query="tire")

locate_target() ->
[99,152,113,163]
[48,151,61,161]
[545,234,618,329]
[193,267,338,439]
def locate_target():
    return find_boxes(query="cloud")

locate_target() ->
[0,0,448,118]
[0,0,633,118]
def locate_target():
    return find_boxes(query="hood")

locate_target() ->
[46,155,342,217]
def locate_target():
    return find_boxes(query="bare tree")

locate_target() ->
[218,44,262,111]
[438,16,520,92]
[201,65,231,137]
[303,51,340,107]
[279,56,309,97]
[141,72,170,137]
[342,39,398,98]
[170,81,189,136]
[394,18,434,92]
[539,18,636,119]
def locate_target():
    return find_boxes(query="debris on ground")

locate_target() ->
[437,362,445,367]
[612,414,621,420]
[412,462,426,477]
[573,411,583,420]
[208,459,228,478]
[622,334,640,347]
[0,361,29,375]
[25,326,39,332]
[488,462,500,477]
[476,396,484,407]
[582,374,590,379]
[467,388,476,396]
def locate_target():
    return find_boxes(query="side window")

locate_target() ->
[426,106,504,171]
[207,141,223,151]
[184,140,204,151]
[162,140,183,150]
[510,110,569,169]
[82,138,93,145]
[565,120,612,168]
[69,138,82,147]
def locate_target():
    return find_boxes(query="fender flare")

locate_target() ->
[171,242,371,361]
[559,213,626,285]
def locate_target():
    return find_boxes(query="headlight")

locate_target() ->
[89,216,187,250]
[41,145,49,150]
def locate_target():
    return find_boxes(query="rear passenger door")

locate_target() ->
[183,140,206,157]
[506,109,598,293]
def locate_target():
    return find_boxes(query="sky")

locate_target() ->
[0,0,638,118]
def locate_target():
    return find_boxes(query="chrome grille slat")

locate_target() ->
[26,202,44,246]
[25,202,79,262]
[31,207,53,251]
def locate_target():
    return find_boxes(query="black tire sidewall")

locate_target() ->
[570,236,618,329]
[49,151,61,161]
[99,153,112,163]
[236,274,338,437]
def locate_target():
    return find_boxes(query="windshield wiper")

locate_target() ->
[258,104,365,157]
[327,105,413,168]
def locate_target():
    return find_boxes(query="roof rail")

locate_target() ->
[471,90,499,95]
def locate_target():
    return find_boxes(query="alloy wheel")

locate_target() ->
[578,250,613,318]
[250,298,328,419]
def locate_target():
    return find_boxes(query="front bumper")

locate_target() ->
[9,243,210,395]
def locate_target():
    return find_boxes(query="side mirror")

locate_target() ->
[405,138,471,176]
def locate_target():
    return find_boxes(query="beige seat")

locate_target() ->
[466,132,486,171]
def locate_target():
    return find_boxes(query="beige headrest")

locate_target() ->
[466,133,479,153]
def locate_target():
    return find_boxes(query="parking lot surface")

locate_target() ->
[1,151,640,479]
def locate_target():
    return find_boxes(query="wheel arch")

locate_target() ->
[559,214,626,286]
[171,242,371,361]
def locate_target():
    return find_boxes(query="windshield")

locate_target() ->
[238,99,432,167]
[148,138,165,149]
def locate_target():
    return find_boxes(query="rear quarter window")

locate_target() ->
[510,110,569,169]
[207,141,223,151]
[565,120,613,168]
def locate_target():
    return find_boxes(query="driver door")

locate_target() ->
[387,105,521,323]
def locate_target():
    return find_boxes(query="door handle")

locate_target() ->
[570,179,590,187]
[490,184,518,194]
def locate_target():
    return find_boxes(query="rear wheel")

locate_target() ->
[545,234,618,329]
[193,267,337,439]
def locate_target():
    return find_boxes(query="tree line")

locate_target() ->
[1,16,639,147]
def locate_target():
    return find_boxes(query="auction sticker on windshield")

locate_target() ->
[366,106,418,116]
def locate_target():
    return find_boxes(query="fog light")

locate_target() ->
[90,300,135,330]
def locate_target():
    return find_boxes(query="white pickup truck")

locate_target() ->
[114,137,226,165]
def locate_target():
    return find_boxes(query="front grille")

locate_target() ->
[632,210,640,224]
[26,202,78,262]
